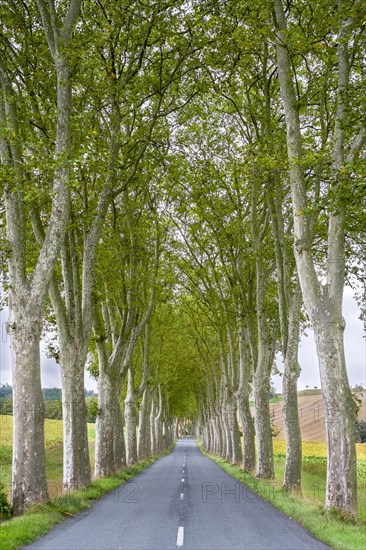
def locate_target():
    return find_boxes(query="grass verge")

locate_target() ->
[198,443,366,550]
[0,444,175,550]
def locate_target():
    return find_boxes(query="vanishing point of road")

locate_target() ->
[27,438,329,550]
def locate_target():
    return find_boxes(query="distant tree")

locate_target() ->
[0,397,12,415]
[42,388,62,401]
[44,400,62,420]
[355,420,366,443]
[268,381,277,400]
[0,384,12,398]
[86,398,98,424]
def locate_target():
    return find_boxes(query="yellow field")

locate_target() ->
[273,439,366,461]
[1,416,365,461]
[0,416,95,453]
[0,416,63,451]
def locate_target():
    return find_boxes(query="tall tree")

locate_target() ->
[0,0,81,513]
[274,0,365,514]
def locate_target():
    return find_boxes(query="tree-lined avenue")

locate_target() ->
[26,439,329,550]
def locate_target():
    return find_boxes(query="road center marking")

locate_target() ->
[181,478,184,482]
[180,492,184,499]
[176,526,184,547]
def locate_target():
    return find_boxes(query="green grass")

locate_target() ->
[269,395,283,404]
[0,444,175,550]
[249,395,283,406]
[198,443,366,550]
[0,419,97,501]
[0,441,96,502]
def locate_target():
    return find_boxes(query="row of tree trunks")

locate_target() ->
[125,382,175,463]
[95,362,125,477]
[199,365,247,468]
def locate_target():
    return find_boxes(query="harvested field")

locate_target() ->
[269,391,366,441]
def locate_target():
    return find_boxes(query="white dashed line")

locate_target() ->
[176,526,184,547]
[180,492,184,500]
[181,478,184,482]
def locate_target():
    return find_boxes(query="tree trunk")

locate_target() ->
[237,323,255,471]
[150,396,157,454]
[9,310,48,515]
[250,161,275,479]
[253,311,274,479]
[1,4,80,511]
[154,416,163,454]
[60,347,91,490]
[95,368,125,477]
[283,290,302,490]
[173,417,179,440]
[254,368,274,479]
[153,387,163,454]
[124,369,138,465]
[222,406,232,461]
[208,418,214,454]
[274,0,359,514]
[315,311,357,511]
[282,364,301,490]
[216,412,224,455]
[228,398,242,465]
[238,398,255,472]
[203,424,210,451]
[137,387,151,460]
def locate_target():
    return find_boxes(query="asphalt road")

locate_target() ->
[26,438,329,550]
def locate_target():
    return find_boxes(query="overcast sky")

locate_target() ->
[0,286,365,393]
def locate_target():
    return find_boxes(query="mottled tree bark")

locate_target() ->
[227,398,242,465]
[137,387,152,460]
[150,395,157,455]
[95,365,125,476]
[9,311,48,513]
[60,347,90,490]
[125,369,138,465]
[282,288,302,490]
[254,369,274,479]
[0,0,81,513]
[237,324,255,472]
[125,322,151,464]
[274,0,363,513]
[251,177,275,479]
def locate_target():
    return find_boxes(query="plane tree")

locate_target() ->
[0,0,82,513]
[274,0,365,514]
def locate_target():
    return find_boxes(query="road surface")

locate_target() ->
[26,438,329,550]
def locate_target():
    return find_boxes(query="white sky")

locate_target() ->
[0,286,365,393]
[273,285,366,392]
[0,310,98,392]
